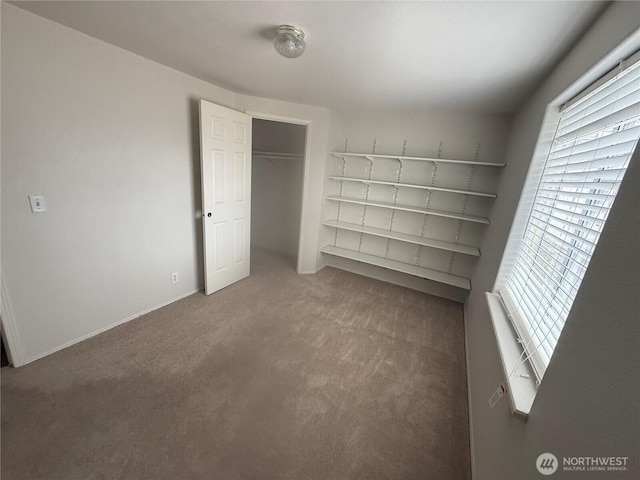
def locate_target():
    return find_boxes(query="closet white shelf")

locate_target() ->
[252,151,303,159]
[320,246,471,290]
[331,152,505,167]
[329,176,496,198]
[323,220,480,256]
[326,195,490,224]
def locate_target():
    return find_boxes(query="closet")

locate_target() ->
[251,119,306,268]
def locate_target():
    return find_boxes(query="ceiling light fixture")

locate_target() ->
[273,25,306,59]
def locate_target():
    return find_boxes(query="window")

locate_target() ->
[495,52,640,384]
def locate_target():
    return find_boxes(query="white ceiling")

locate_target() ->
[11,1,606,114]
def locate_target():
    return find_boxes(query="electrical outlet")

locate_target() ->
[171,272,179,284]
[489,383,506,409]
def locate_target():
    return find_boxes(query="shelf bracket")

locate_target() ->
[358,147,375,253]
[446,142,480,274]
[385,142,406,260]
[334,138,349,247]
[384,186,400,260]
[430,162,439,183]
[447,251,457,275]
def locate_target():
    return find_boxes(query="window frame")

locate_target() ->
[487,42,640,419]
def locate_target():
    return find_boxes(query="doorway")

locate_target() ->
[1,335,9,367]
[251,119,307,270]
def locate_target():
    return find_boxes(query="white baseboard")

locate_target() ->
[463,304,477,479]
[19,289,200,367]
[298,264,326,275]
[322,255,468,303]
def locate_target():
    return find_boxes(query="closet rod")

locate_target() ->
[252,151,304,159]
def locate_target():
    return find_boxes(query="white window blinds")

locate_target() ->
[496,54,640,382]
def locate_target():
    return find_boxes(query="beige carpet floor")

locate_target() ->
[1,247,470,480]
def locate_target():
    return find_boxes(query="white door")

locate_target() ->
[199,100,252,295]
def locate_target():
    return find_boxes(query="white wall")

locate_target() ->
[321,110,511,302]
[464,3,640,478]
[0,3,331,364]
[251,120,305,260]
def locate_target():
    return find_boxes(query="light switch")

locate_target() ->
[28,195,46,213]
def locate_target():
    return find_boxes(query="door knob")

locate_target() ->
[207,212,212,217]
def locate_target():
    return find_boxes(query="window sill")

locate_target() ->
[485,292,538,420]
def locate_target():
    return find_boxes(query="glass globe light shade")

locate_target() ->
[273,25,306,59]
